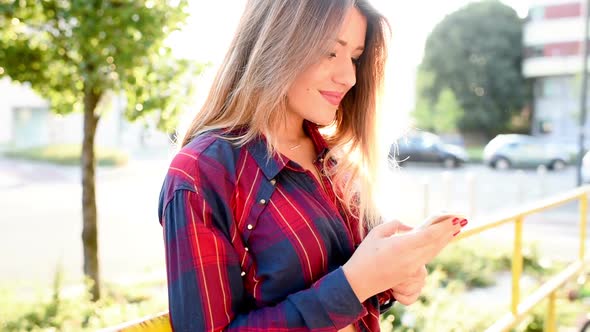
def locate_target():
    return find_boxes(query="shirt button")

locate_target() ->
[247,224,254,230]
[270,179,276,186]
[319,158,324,162]
[241,271,246,277]
[259,199,266,205]
[244,247,249,252]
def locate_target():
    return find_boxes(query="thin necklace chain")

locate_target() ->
[289,143,302,150]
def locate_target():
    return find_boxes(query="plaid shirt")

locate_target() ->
[158,121,394,331]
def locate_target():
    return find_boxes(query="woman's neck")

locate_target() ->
[273,111,308,146]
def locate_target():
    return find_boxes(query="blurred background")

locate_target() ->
[2,0,590,331]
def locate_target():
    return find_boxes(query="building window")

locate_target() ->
[525,45,544,58]
[525,42,581,58]
[536,78,564,98]
[538,119,554,134]
[528,6,545,21]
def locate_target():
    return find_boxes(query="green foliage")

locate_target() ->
[413,68,464,134]
[4,144,128,166]
[0,0,203,130]
[412,70,436,132]
[381,270,502,332]
[466,145,484,163]
[418,0,526,137]
[431,240,552,288]
[0,277,167,331]
[380,239,568,331]
[433,88,464,133]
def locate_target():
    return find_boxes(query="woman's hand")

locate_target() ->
[391,265,427,305]
[342,217,463,303]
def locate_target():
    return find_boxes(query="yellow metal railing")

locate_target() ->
[105,186,590,332]
[454,185,590,332]
[101,311,170,332]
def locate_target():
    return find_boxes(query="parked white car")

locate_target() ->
[483,134,570,171]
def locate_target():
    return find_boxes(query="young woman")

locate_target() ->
[158,1,467,331]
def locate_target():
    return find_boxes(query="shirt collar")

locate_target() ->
[246,120,330,180]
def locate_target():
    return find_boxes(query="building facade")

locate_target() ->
[0,78,170,152]
[523,0,590,145]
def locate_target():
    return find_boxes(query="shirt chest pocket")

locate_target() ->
[248,191,334,280]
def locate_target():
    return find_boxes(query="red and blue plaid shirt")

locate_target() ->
[158,121,394,331]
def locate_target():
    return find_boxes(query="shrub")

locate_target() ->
[4,144,128,167]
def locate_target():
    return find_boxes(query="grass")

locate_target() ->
[4,144,128,167]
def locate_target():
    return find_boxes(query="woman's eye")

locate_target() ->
[328,52,337,59]
[352,57,361,66]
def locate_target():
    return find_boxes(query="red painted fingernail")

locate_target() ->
[452,217,459,225]
[453,230,460,236]
[460,219,468,227]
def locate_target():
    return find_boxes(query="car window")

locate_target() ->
[506,142,519,149]
[419,135,437,148]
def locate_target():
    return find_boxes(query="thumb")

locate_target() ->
[395,220,414,233]
[373,220,409,237]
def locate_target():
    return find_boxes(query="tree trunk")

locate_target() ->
[82,88,101,301]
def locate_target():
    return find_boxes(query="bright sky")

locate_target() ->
[168,0,532,136]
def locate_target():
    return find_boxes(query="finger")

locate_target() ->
[393,282,422,297]
[373,220,406,237]
[395,221,413,233]
[393,290,421,306]
[415,229,456,265]
[393,221,459,265]
[412,265,427,278]
[432,212,468,224]
[393,276,426,296]
[394,219,455,249]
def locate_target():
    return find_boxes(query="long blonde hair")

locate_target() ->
[182,0,390,230]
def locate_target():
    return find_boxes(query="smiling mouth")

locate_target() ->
[319,91,344,106]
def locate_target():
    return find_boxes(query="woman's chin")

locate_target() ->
[307,112,337,126]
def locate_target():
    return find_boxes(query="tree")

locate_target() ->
[433,88,464,133]
[413,70,436,132]
[418,0,526,137]
[0,0,202,300]
[412,70,464,134]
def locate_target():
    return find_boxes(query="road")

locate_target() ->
[0,157,588,289]
[0,153,173,288]
[386,162,588,262]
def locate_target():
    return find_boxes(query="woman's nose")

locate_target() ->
[333,58,356,88]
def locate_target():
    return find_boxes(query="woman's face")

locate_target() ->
[286,7,367,126]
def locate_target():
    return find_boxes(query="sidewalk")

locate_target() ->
[0,157,78,189]
[0,146,176,189]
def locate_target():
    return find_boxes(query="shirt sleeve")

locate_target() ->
[345,198,396,314]
[377,289,395,313]
[162,188,367,331]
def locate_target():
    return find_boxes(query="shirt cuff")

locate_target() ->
[287,267,367,329]
[315,267,367,329]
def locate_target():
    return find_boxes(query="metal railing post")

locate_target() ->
[422,178,429,220]
[580,193,588,262]
[467,172,476,218]
[512,216,524,315]
[544,291,556,332]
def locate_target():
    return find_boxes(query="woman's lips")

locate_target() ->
[319,91,344,106]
